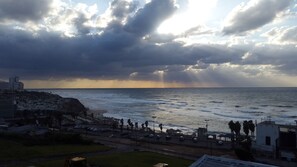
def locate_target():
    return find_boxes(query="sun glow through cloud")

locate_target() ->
[157,0,217,35]
[1,0,297,88]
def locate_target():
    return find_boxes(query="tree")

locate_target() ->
[234,121,241,140]
[228,120,235,133]
[228,120,235,142]
[243,120,249,137]
[248,120,255,136]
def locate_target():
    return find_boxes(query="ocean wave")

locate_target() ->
[200,109,212,113]
[213,112,252,120]
[210,101,223,104]
[275,105,294,108]
[237,110,263,114]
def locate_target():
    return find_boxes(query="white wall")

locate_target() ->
[255,121,279,152]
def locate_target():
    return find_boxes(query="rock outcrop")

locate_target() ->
[0,91,87,115]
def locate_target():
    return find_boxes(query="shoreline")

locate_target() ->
[89,109,231,135]
[40,88,297,134]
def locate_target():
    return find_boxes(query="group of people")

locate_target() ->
[113,118,163,133]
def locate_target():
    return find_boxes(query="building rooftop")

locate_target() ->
[189,155,277,167]
[259,120,297,129]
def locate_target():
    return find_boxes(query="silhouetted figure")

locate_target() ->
[131,123,134,131]
[159,123,163,133]
[141,123,145,130]
[112,121,118,131]
[135,122,138,130]
[145,121,148,130]
[120,118,124,125]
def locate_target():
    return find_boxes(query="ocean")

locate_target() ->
[40,88,297,134]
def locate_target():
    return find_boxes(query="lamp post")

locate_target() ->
[152,115,156,133]
[205,119,209,131]
[205,119,212,155]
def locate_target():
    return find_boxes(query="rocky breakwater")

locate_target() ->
[3,91,87,116]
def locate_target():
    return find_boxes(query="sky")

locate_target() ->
[0,0,297,88]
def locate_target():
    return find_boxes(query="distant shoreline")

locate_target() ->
[26,87,297,90]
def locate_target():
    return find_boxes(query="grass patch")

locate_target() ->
[35,152,194,167]
[0,138,111,161]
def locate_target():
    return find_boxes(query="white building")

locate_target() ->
[9,76,24,91]
[253,121,297,161]
[0,77,24,91]
[253,121,279,152]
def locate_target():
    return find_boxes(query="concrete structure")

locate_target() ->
[0,77,24,91]
[197,128,207,138]
[253,121,279,152]
[9,76,24,91]
[189,155,276,167]
[253,121,297,161]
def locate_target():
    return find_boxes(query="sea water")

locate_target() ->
[40,88,297,133]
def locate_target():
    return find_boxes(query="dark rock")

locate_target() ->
[61,98,87,114]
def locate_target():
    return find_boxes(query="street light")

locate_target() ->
[205,119,209,131]
[152,115,157,132]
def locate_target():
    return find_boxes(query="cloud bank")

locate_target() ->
[0,0,53,23]
[0,0,297,87]
[223,0,292,35]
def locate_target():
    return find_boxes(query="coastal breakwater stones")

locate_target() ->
[1,91,87,115]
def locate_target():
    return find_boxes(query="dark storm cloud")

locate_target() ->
[0,0,53,23]
[1,21,297,84]
[0,0,297,86]
[125,0,177,36]
[241,45,297,75]
[0,22,243,81]
[223,0,292,35]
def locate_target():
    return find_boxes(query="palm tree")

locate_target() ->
[228,120,235,142]
[228,120,235,133]
[234,121,241,141]
[248,120,255,136]
[243,120,249,137]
